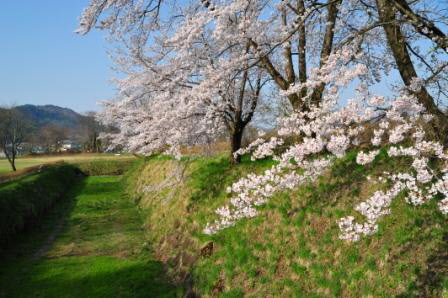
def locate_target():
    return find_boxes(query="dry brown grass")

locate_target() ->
[180,141,230,157]
[0,153,134,183]
[0,161,65,184]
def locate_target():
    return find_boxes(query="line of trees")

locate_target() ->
[0,107,110,171]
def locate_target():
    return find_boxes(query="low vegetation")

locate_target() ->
[0,164,82,248]
[0,153,134,174]
[125,152,448,297]
[2,153,447,296]
[0,171,180,297]
[75,159,135,176]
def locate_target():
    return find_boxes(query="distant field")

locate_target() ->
[0,154,135,174]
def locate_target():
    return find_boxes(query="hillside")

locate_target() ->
[15,104,83,130]
[1,154,447,296]
[124,153,448,297]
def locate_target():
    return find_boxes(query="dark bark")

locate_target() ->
[376,0,448,140]
[310,0,342,105]
[10,154,16,172]
[230,126,244,164]
[250,0,341,110]
[297,0,308,102]
[230,67,248,164]
[249,39,302,110]
[390,0,447,53]
[228,66,261,164]
[282,8,296,85]
[3,149,17,172]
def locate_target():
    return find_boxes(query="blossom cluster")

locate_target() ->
[206,87,448,241]
[356,150,379,165]
[234,137,285,161]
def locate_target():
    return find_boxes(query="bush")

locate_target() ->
[0,164,82,247]
[76,159,135,176]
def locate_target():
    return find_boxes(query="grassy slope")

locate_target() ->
[0,154,134,174]
[127,153,448,297]
[0,176,180,298]
[0,164,81,246]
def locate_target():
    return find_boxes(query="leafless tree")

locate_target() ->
[39,124,69,153]
[0,108,30,171]
[80,112,103,153]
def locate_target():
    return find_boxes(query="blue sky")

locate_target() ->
[0,1,439,115]
[0,1,115,113]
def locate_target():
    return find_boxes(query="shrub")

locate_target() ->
[0,164,81,247]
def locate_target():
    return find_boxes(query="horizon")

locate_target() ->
[13,103,86,115]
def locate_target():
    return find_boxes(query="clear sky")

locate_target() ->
[0,1,115,113]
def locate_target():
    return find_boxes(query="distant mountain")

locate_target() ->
[15,104,83,130]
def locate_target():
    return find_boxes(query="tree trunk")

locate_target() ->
[390,0,447,53]
[297,0,307,102]
[310,0,342,105]
[230,126,244,164]
[282,7,295,85]
[376,0,448,141]
[92,135,97,153]
[249,39,302,110]
[4,149,17,171]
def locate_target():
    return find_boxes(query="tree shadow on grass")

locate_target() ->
[79,180,123,196]
[0,256,180,298]
[0,177,85,260]
[397,231,448,297]
[0,177,183,298]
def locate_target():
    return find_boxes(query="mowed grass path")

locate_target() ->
[0,176,179,298]
[0,154,134,174]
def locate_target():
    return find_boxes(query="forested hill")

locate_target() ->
[15,104,82,130]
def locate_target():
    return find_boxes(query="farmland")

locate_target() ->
[0,154,134,174]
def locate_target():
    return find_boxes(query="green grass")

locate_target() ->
[127,151,448,297]
[0,176,180,297]
[190,151,448,296]
[75,159,135,176]
[0,164,81,246]
[0,153,134,174]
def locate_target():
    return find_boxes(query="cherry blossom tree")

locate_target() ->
[204,52,448,240]
[77,0,448,241]
[374,0,448,139]
[78,0,382,159]
[78,0,447,127]
[79,0,280,161]
[97,65,267,162]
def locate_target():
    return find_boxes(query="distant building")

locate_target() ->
[18,143,33,155]
[31,145,46,154]
[60,140,82,152]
